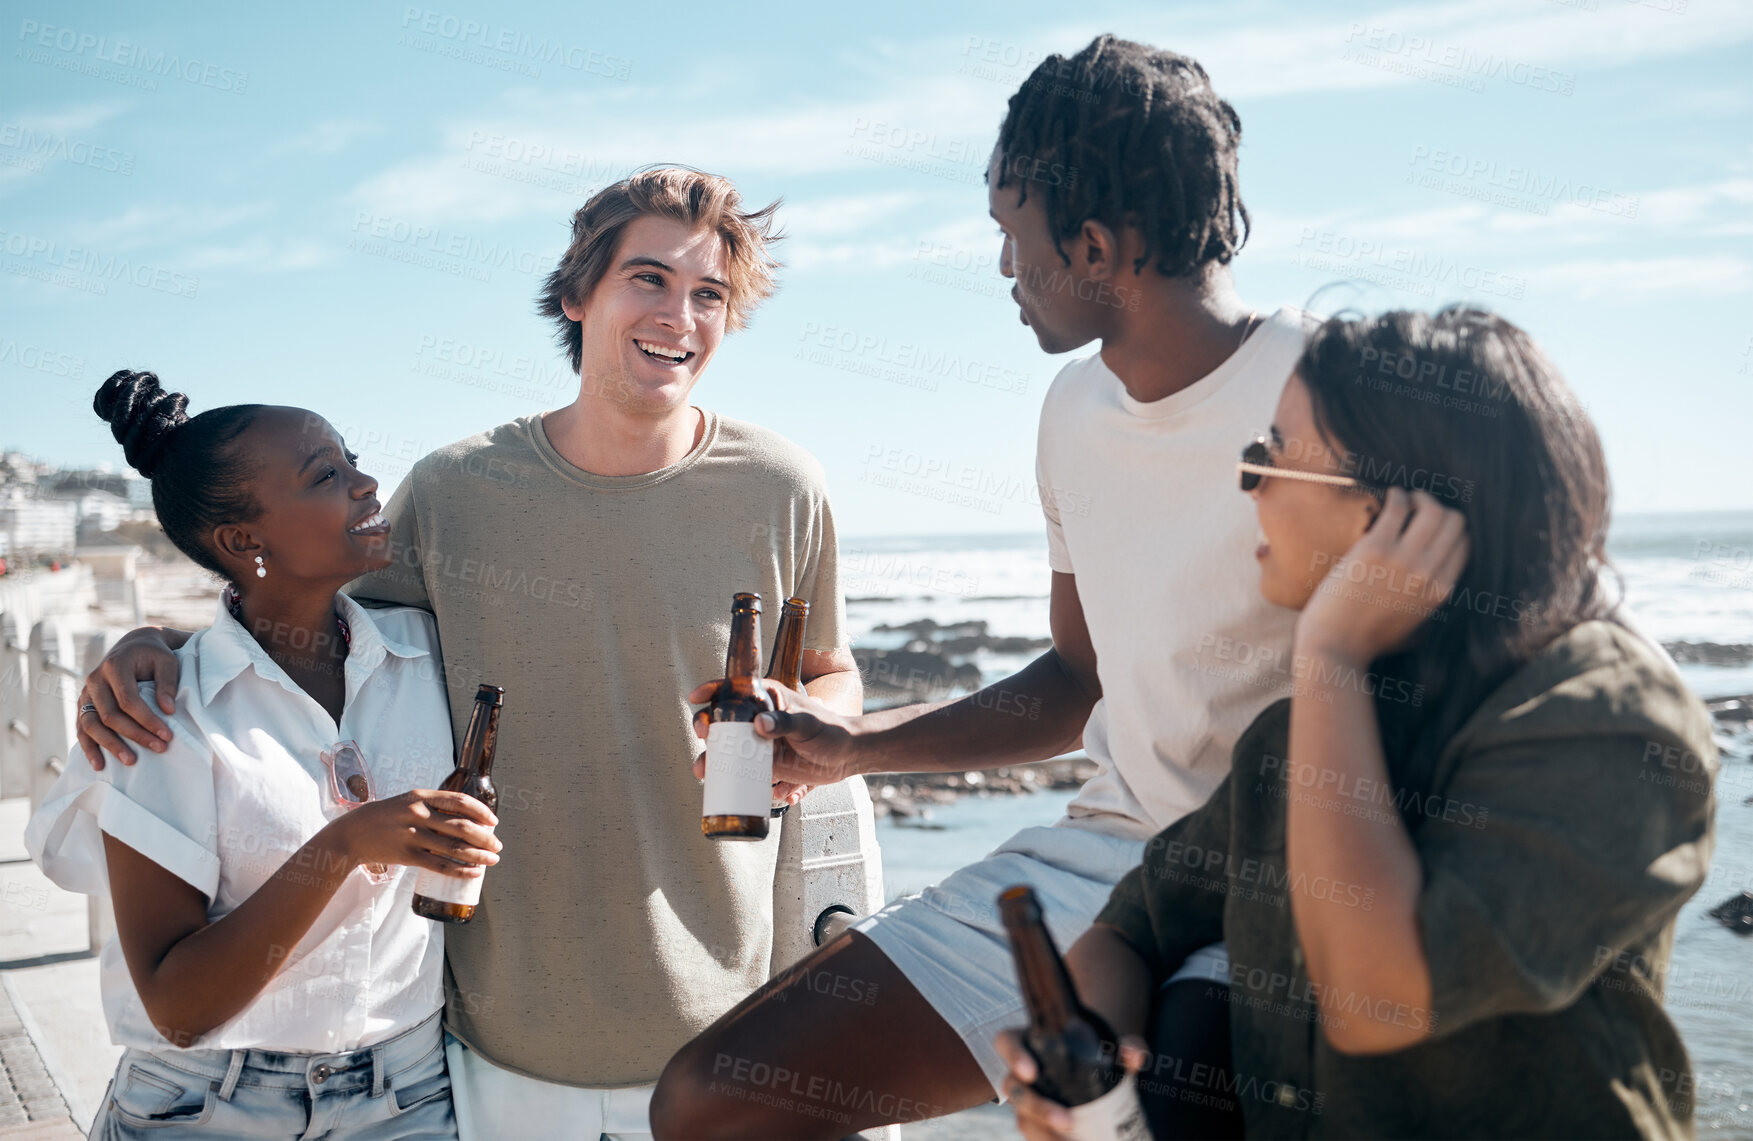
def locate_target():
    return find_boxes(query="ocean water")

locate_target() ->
[860,511,1753,1137]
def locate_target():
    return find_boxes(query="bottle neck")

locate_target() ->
[767,606,806,689]
[457,701,500,777]
[1009,919,1080,1034]
[725,607,763,681]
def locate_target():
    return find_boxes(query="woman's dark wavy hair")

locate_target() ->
[991,34,1248,278]
[93,370,264,581]
[1298,307,1615,822]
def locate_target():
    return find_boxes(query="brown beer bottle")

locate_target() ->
[702,592,775,841]
[764,597,809,819]
[412,684,503,923]
[998,885,1132,1109]
[766,597,809,690]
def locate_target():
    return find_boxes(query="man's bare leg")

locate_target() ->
[649,931,994,1139]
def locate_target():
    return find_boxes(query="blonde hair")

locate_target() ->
[538,166,783,371]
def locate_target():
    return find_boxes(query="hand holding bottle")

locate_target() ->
[996,1028,1149,1141]
[323,790,500,877]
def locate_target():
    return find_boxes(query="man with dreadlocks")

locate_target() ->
[653,35,1313,1138]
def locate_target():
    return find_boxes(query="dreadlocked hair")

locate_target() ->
[993,34,1249,278]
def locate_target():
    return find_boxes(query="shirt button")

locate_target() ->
[312,1064,332,1084]
[1292,946,1304,969]
[1278,1084,1298,1107]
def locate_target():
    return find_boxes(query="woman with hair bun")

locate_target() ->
[27,371,499,1138]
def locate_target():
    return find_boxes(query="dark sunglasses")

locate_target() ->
[1238,437,1373,493]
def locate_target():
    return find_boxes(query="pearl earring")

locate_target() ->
[255,555,266,579]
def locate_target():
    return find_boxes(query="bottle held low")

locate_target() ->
[999,884,1149,1140]
[412,684,503,923]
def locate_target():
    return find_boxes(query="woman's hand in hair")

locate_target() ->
[1295,487,1470,667]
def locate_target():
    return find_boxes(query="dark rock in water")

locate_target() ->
[869,617,1055,659]
[874,617,990,640]
[1708,892,1753,935]
[854,647,982,702]
[937,634,1055,656]
[1664,642,1753,666]
[868,758,1103,815]
[1707,695,1753,725]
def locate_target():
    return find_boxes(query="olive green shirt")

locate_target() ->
[348,410,846,1086]
[1098,620,1717,1139]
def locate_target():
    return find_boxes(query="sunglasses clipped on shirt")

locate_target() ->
[320,740,376,806]
[320,740,391,883]
[1237,437,1380,496]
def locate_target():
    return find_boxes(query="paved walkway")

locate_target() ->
[1,798,118,1139]
[0,980,78,1139]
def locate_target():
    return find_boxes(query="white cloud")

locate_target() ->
[348,0,1753,231]
[1142,0,1753,100]
[1528,254,1752,297]
[1252,170,1753,268]
[900,0,1753,102]
[1629,177,1753,230]
[780,191,932,239]
[348,74,1007,225]
[787,214,999,275]
[7,100,132,135]
[267,120,380,158]
[65,202,274,253]
[0,101,133,190]
[183,237,335,272]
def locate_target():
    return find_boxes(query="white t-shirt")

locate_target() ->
[26,593,457,1053]
[1038,306,1318,838]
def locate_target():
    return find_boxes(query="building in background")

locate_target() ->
[0,490,78,564]
[0,461,153,566]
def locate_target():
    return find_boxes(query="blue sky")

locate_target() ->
[3,0,1750,536]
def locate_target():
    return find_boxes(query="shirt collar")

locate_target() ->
[194,591,430,707]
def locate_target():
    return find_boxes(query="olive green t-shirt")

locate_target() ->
[348,410,846,1087]
[1099,620,1717,1139]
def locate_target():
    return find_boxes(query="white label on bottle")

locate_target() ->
[1063,1074,1150,1141]
[703,721,773,818]
[413,866,483,907]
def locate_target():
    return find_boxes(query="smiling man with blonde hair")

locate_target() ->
[76,165,862,1140]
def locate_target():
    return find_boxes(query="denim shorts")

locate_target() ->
[89,1009,456,1139]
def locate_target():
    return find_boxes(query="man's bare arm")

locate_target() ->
[78,626,194,767]
[836,571,1097,774]
[694,573,1100,785]
[799,647,861,716]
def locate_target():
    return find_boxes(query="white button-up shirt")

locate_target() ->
[27,593,457,1052]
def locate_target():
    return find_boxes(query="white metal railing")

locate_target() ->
[2,566,119,955]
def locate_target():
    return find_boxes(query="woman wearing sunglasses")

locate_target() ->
[27,371,500,1138]
[999,308,1715,1139]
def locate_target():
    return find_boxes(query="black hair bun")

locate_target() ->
[93,370,189,479]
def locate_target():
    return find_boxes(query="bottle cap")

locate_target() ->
[998,884,1043,926]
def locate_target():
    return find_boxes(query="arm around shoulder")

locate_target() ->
[78,629,194,767]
